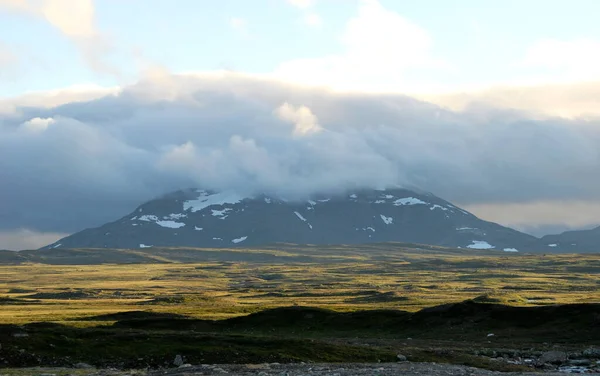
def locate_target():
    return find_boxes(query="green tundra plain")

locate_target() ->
[0,244,599,371]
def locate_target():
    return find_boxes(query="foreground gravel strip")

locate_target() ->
[2,363,573,376]
[149,363,570,375]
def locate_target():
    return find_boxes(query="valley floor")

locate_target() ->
[0,245,599,373]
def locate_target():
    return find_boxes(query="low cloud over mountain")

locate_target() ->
[1,73,600,248]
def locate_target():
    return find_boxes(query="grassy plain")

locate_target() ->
[0,244,599,370]
[1,244,599,324]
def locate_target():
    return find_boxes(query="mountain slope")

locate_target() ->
[43,188,540,252]
[540,226,600,252]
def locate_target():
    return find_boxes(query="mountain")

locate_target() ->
[43,188,541,252]
[540,226,600,252]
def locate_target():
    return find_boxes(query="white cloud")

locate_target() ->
[0,41,18,80]
[464,200,600,234]
[1,73,600,237]
[0,84,120,114]
[274,0,445,92]
[287,0,314,9]
[303,13,322,28]
[0,228,68,251]
[229,17,249,37]
[421,81,600,119]
[519,38,600,81]
[0,42,17,67]
[20,117,55,132]
[274,102,322,136]
[0,0,119,78]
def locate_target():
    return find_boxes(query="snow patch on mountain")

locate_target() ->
[183,190,244,212]
[393,197,427,206]
[165,213,187,220]
[356,226,376,232]
[212,208,232,219]
[430,204,448,211]
[294,211,307,221]
[156,220,185,229]
[467,240,494,249]
[232,236,248,244]
[138,215,159,222]
[380,214,393,225]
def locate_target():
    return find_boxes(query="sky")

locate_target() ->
[1,0,600,249]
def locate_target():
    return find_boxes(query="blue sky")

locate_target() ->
[2,0,600,97]
[2,0,600,250]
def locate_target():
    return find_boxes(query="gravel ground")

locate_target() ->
[0,363,576,376]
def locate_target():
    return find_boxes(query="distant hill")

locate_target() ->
[541,226,600,252]
[41,188,542,253]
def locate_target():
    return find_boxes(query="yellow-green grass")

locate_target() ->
[1,246,598,325]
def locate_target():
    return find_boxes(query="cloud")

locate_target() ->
[1,72,600,242]
[274,0,445,92]
[20,117,55,132]
[519,38,600,82]
[274,102,322,136]
[464,201,600,237]
[287,0,314,9]
[0,41,17,66]
[0,41,18,80]
[286,0,321,28]
[0,0,120,78]
[229,17,250,38]
[420,81,600,119]
[303,13,322,28]
[0,228,67,251]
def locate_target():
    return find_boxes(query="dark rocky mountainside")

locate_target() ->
[43,188,544,252]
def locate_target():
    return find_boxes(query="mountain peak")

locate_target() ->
[44,187,540,252]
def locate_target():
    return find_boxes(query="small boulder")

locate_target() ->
[74,362,94,369]
[539,351,567,365]
[173,354,184,367]
[583,347,600,357]
[397,354,407,362]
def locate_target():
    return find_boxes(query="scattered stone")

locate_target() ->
[178,363,192,368]
[559,365,590,373]
[583,347,600,357]
[13,333,29,337]
[487,333,494,337]
[173,354,184,367]
[397,354,407,361]
[74,362,94,369]
[568,359,591,366]
[246,364,270,369]
[539,350,568,365]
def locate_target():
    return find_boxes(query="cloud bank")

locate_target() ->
[1,72,600,249]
